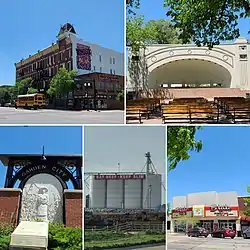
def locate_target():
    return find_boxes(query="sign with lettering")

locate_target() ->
[210,205,231,212]
[192,205,204,217]
[205,205,238,217]
[94,174,146,180]
[19,164,70,183]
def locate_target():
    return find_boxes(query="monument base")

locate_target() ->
[10,221,48,250]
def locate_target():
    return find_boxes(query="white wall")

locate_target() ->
[107,180,123,208]
[89,177,106,208]
[128,37,250,90]
[70,34,124,76]
[143,174,161,209]
[124,179,142,209]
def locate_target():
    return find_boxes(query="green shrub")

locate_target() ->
[0,223,14,236]
[84,231,165,250]
[0,236,10,250]
[48,224,82,250]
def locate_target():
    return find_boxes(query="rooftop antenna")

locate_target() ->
[41,146,46,161]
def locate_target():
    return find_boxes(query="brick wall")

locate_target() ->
[0,188,22,227]
[64,190,82,228]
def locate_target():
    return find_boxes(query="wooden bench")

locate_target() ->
[189,106,219,123]
[161,105,190,124]
[229,105,250,123]
[126,106,149,124]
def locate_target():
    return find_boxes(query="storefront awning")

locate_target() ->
[240,216,250,221]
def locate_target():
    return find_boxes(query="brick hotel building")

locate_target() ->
[15,23,124,109]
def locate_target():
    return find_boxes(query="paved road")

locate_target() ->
[0,107,124,124]
[168,235,250,249]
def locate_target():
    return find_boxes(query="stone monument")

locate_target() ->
[0,147,82,249]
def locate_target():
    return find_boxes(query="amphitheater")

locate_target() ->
[126,37,250,124]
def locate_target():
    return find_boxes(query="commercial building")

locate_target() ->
[171,191,239,233]
[89,173,162,209]
[15,23,124,109]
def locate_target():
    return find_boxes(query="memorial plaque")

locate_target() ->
[10,221,48,249]
[20,173,63,223]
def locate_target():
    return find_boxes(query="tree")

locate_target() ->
[127,17,183,54]
[164,0,250,47]
[127,0,249,47]
[13,77,33,96]
[175,215,200,230]
[116,90,124,102]
[145,19,183,44]
[47,68,77,97]
[243,186,250,216]
[27,87,38,94]
[167,126,202,171]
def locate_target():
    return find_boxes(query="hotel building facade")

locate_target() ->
[15,23,124,109]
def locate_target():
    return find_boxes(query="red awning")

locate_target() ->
[241,216,250,221]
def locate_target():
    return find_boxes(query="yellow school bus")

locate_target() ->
[15,93,46,109]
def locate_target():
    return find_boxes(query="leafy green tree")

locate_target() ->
[164,0,250,47]
[13,77,33,96]
[243,186,250,216]
[167,126,202,171]
[27,87,38,94]
[47,68,77,97]
[175,215,200,230]
[116,90,124,102]
[127,17,183,54]
[127,0,249,47]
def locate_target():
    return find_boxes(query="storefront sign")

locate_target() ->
[210,205,231,212]
[192,205,204,217]
[206,209,238,217]
[94,174,146,180]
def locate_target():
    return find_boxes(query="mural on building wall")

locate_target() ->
[76,44,92,70]
[20,173,63,223]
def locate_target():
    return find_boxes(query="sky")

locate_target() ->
[84,126,166,203]
[168,126,250,206]
[0,126,82,188]
[137,0,249,40]
[0,0,124,86]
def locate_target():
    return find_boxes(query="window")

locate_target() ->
[110,69,112,74]
[93,66,96,71]
[114,69,116,75]
[110,57,112,64]
[113,57,115,64]
[240,54,247,60]
[100,67,102,73]
[99,55,102,62]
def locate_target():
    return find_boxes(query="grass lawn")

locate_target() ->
[84,231,166,250]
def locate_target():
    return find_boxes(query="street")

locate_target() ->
[168,234,250,249]
[0,107,124,124]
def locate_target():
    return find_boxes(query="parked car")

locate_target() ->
[187,227,209,237]
[243,227,250,239]
[211,228,236,239]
